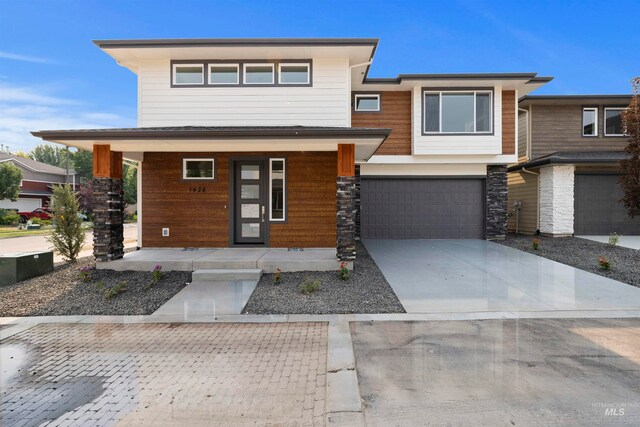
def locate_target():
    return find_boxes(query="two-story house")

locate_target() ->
[508,95,638,236]
[32,38,551,263]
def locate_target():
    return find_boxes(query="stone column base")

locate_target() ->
[486,165,508,240]
[539,164,575,236]
[337,176,356,261]
[93,177,124,262]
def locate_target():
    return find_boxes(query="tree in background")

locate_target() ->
[47,184,86,262]
[13,151,31,158]
[123,163,137,209]
[77,180,96,217]
[73,149,93,182]
[0,162,23,201]
[619,76,640,218]
[30,144,72,168]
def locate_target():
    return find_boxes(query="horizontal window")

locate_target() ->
[423,90,492,134]
[279,63,310,84]
[354,94,381,112]
[173,64,204,85]
[270,159,286,221]
[604,107,625,136]
[583,107,598,136]
[244,64,275,85]
[209,64,239,85]
[183,158,215,180]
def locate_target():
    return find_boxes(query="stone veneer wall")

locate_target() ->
[336,176,356,261]
[539,164,575,236]
[93,177,124,262]
[486,165,508,240]
[354,165,361,241]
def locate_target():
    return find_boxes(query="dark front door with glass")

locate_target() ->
[233,160,266,244]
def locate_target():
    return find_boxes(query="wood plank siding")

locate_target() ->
[518,110,528,162]
[351,91,412,155]
[529,104,630,159]
[507,171,539,235]
[141,151,336,248]
[502,90,516,155]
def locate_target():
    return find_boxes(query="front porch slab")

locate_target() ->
[193,248,269,270]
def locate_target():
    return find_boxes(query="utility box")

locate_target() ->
[0,251,54,287]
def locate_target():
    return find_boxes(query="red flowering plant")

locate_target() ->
[339,262,350,281]
[532,238,540,250]
[598,256,611,271]
[274,268,282,284]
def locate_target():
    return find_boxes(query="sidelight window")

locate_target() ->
[269,159,286,221]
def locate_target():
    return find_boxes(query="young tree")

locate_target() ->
[73,149,93,181]
[0,162,23,201]
[47,184,86,262]
[619,77,640,218]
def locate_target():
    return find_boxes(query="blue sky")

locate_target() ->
[1,0,638,152]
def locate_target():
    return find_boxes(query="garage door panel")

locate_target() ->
[575,174,640,235]
[361,178,485,239]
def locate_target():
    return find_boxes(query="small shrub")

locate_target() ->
[274,268,282,284]
[338,262,350,281]
[532,238,540,250]
[151,264,163,282]
[298,279,321,295]
[41,219,51,226]
[608,233,621,247]
[0,209,20,226]
[30,217,42,225]
[598,256,611,271]
[78,265,94,282]
[47,184,86,262]
[94,280,106,290]
[104,281,127,300]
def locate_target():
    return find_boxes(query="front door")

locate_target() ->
[233,160,267,244]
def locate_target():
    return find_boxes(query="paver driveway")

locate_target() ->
[1,322,327,426]
[364,239,640,313]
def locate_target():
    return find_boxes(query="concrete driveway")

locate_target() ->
[364,239,640,313]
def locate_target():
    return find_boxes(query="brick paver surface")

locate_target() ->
[1,322,328,426]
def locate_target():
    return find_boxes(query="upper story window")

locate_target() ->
[173,64,204,85]
[209,64,239,85]
[423,90,492,134]
[244,64,275,85]
[582,107,598,136]
[278,63,310,85]
[604,107,625,136]
[353,94,381,112]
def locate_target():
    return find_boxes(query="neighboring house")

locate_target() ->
[508,95,639,236]
[0,153,76,211]
[32,38,551,262]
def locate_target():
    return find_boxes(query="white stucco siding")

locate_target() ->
[412,86,503,155]
[138,58,350,127]
[539,164,575,236]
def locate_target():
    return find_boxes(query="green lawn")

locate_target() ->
[0,226,51,238]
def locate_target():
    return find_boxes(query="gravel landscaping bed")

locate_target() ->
[0,257,191,317]
[498,234,640,288]
[242,242,405,314]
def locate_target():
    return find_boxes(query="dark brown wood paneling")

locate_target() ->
[141,151,336,248]
[110,151,123,179]
[530,104,631,159]
[502,90,516,155]
[337,144,355,176]
[93,144,111,178]
[351,91,412,155]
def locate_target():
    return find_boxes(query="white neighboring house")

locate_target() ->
[0,153,77,211]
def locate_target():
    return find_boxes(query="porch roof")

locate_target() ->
[508,151,629,172]
[31,126,391,162]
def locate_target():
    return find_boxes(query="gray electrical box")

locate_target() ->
[0,251,54,287]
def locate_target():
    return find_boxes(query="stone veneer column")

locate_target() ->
[337,176,356,261]
[539,164,575,236]
[354,165,361,241]
[93,177,124,261]
[486,165,508,240]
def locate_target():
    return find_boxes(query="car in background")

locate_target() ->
[18,208,52,223]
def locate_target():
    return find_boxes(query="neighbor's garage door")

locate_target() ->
[360,178,485,239]
[0,197,42,212]
[574,174,640,235]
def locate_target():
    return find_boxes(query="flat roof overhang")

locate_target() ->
[31,126,391,162]
[519,94,633,107]
[508,151,629,172]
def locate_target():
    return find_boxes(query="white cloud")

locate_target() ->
[0,50,51,64]
[0,83,135,153]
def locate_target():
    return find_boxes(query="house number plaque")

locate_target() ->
[189,187,207,193]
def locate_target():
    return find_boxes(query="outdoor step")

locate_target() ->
[192,269,262,281]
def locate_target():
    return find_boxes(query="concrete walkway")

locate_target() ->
[364,239,640,314]
[578,235,640,250]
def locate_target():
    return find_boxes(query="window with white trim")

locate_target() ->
[173,64,204,85]
[604,107,625,136]
[354,94,381,112]
[244,64,275,85]
[183,158,215,180]
[209,64,239,85]
[423,90,492,134]
[582,107,598,136]
[278,63,310,84]
[269,159,285,221]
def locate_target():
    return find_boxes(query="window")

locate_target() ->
[423,90,492,134]
[354,94,381,112]
[183,158,215,180]
[244,64,275,85]
[269,159,286,221]
[279,63,310,84]
[582,107,598,136]
[173,64,204,85]
[209,64,239,85]
[604,108,625,136]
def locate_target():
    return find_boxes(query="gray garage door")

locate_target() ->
[360,178,485,239]
[574,174,640,235]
